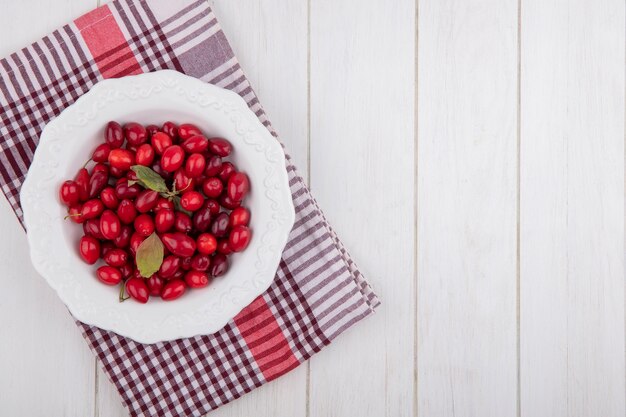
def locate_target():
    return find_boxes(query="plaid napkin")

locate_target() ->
[0,0,379,415]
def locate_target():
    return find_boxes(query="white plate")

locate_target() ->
[20,70,295,344]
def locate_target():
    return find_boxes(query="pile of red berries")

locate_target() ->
[58,121,252,303]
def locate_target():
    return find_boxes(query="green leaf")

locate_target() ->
[172,195,192,216]
[130,165,168,193]
[135,232,164,278]
[127,180,138,187]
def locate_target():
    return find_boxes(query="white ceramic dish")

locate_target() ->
[20,70,295,344]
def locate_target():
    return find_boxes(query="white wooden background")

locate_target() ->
[0,0,624,416]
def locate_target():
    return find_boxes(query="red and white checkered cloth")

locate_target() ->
[0,0,379,415]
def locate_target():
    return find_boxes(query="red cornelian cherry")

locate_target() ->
[154,209,175,233]
[161,233,196,257]
[105,121,124,148]
[158,255,181,278]
[103,248,128,267]
[96,266,122,285]
[124,122,148,146]
[173,169,194,192]
[181,135,209,153]
[161,280,186,301]
[162,121,178,138]
[129,232,146,255]
[207,137,232,157]
[68,205,85,224]
[202,177,223,198]
[135,190,159,213]
[204,199,220,215]
[185,270,209,288]
[181,256,193,271]
[229,226,252,252]
[135,143,155,166]
[204,155,222,177]
[101,241,115,257]
[180,191,204,212]
[147,275,164,296]
[190,254,210,272]
[92,163,109,175]
[219,194,241,210]
[83,219,104,239]
[115,179,141,199]
[134,214,155,237]
[209,253,229,277]
[100,187,119,209]
[151,132,172,155]
[146,125,159,137]
[79,235,100,264]
[81,199,104,220]
[108,149,135,171]
[161,145,185,172]
[227,172,250,202]
[174,211,192,233]
[210,212,230,237]
[117,199,137,224]
[92,143,111,163]
[196,233,217,255]
[218,162,235,182]
[74,168,90,201]
[216,239,232,255]
[126,277,149,303]
[178,123,202,140]
[113,225,132,248]
[60,180,80,206]
[192,207,212,232]
[88,171,108,199]
[155,197,175,211]
[100,209,122,240]
[185,153,206,178]
[229,207,250,228]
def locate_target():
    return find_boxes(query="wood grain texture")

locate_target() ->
[520,1,626,416]
[308,1,416,416]
[416,0,519,416]
[0,2,98,416]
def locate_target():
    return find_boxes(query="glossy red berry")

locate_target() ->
[147,275,164,296]
[92,163,109,175]
[161,280,186,301]
[178,123,202,140]
[155,209,175,233]
[180,191,204,212]
[173,169,194,192]
[181,135,209,153]
[101,241,115,257]
[185,270,209,288]
[218,162,235,182]
[158,255,181,278]
[209,253,229,277]
[146,124,159,137]
[135,190,159,213]
[216,239,232,255]
[162,121,178,138]
[103,248,128,267]
[117,199,138,224]
[161,233,196,257]
[100,187,119,209]
[229,207,250,228]
[192,207,212,232]
[88,170,108,199]
[108,149,135,171]
[124,122,148,146]
[161,145,185,172]
[74,168,90,201]
[202,177,223,198]
[207,137,232,157]
[92,143,111,163]
[67,205,85,224]
[81,199,104,220]
[135,143,155,166]
[227,172,250,202]
[210,212,230,237]
[79,235,100,264]
[204,199,220,215]
[96,266,122,286]
[105,121,124,148]
[229,226,252,252]
[115,179,141,199]
[134,214,155,237]
[196,233,217,255]
[155,197,175,211]
[219,194,241,210]
[60,180,80,206]
[190,254,211,272]
[113,225,132,248]
[151,132,172,155]
[204,155,222,177]
[129,232,146,255]
[174,212,193,233]
[100,209,122,240]
[83,219,104,239]
[185,153,206,178]
[126,277,149,303]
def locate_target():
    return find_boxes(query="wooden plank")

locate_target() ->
[519,1,626,416]
[416,0,519,416]
[0,2,99,416]
[308,0,416,416]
